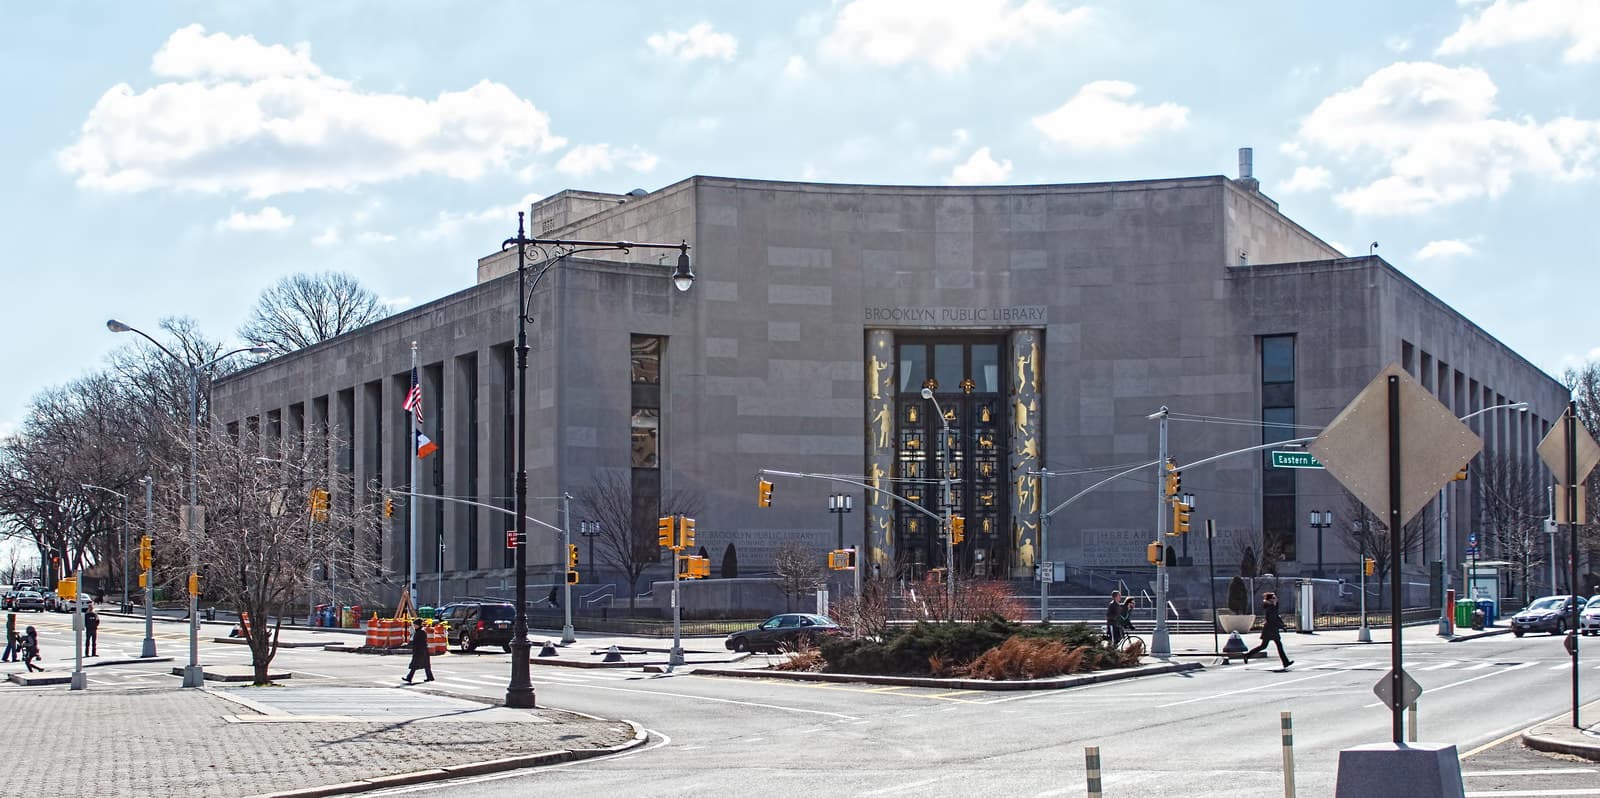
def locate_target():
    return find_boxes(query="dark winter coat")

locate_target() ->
[85,612,100,633]
[1259,602,1284,641]
[408,625,431,670]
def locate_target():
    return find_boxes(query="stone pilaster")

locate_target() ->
[1008,329,1042,577]
[865,330,896,579]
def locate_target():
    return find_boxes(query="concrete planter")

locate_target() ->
[1217,611,1255,634]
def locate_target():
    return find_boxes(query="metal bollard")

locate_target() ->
[1281,711,1296,798]
[1085,746,1102,798]
[1408,700,1418,742]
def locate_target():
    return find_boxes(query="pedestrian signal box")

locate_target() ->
[566,570,580,585]
[1146,541,1162,564]
[138,536,153,570]
[677,555,710,579]
[827,548,857,570]
[58,577,78,601]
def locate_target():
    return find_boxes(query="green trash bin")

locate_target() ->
[419,606,435,620]
[1455,599,1476,628]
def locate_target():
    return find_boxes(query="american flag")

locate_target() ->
[402,366,423,423]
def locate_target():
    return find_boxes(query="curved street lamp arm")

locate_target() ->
[386,489,562,534]
[1042,459,1161,518]
[108,321,184,367]
[757,468,945,524]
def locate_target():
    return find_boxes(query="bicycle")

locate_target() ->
[1103,624,1145,659]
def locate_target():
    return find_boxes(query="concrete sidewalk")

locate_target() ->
[1522,701,1600,762]
[0,683,641,796]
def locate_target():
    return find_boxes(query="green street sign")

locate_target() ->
[1271,451,1324,469]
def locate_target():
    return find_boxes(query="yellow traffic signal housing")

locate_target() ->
[950,515,966,545]
[658,515,676,547]
[1164,461,1182,498]
[384,496,395,518]
[566,570,580,585]
[1364,557,1375,576]
[310,488,330,522]
[1146,541,1162,564]
[1452,463,1470,482]
[138,573,148,589]
[1172,501,1192,535]
[680,516,697,550]
[187,572,202,597]
[757,479,774,508]
[828,549,857,570]
[677,555,710,579]
[567,543,579,569]
[138,535,153,571]
[57,577,78,601]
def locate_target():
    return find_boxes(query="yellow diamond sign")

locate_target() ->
[1309,364,1482,526]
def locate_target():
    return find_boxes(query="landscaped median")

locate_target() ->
[695,617,1203,690]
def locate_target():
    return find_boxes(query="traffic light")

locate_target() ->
[138,573,148,589]
[677,555,710,579]
[566,570,580,585]
[680,516,696,550]
[757,479,774,508]
[567,543,579,569]
[1164,460,1182,498]
[57,577,77,601]
[828,549,857,570]
[1452,463,1470,482]
[658,515,676,547]
[138,536,152,571]
[1172,499,1192,535]
[384,496,395,518]
[309,488,330,522]
[505,530,520,549]
[1364,557,1375,576]
[1147,541,1161,564]
[950,515,966,545]
[187,572,202,597]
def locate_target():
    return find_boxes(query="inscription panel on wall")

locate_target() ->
[863,306,1047,327]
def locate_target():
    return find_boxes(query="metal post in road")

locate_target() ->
[141,475,156,658]
[1280,711,1296,798]
[1039,469,1051,622]
[1564,402,1581,729]
[1386,374,1404,744]
[1152,406,1170,657]
[1206,519,1218,654]
[670,527,684,668]
[70,584,85,691]
[561,493,575,645]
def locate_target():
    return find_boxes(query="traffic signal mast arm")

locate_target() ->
[755,468,946,525]
[386,488,562,534]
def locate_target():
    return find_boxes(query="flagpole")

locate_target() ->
[409,341,419,608]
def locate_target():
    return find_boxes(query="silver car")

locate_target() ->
[12,590,46,612]
[1581,596,1600,636]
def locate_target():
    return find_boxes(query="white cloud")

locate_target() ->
[217,206,294,232]
[646,22,738,61]
[1437,0,1600,63]
[1327,240,1350,255]
[1290,61,1600,215]
[355,231,396,245]
[1278,165,1332,193]
[1385,35,1413,53]
[554,144,659,178]
[311,225,340,247]
[820,0,1090,72]
[58,25,566,198]
[419,192,542,242]
[927,129,970,162]
[1415,239,1477,260]
[1031,81,1189,151]
[783,55,809,80]
[947,146,1013,184]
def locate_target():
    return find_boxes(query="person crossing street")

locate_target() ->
[1243,592,1293,669]
[402,618,434,684]
[2,612,16,662]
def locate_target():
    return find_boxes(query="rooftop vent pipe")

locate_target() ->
[1238,148,1260,191]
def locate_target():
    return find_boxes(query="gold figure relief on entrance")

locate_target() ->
[864,330,898,574]
[1007,329,1042,578]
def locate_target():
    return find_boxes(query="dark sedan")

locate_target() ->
[725,613,842,654]
[1510,595,1587,636]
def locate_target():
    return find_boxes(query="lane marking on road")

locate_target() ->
[1419,660,1458,671]
[1463,768,1599,777]
[539,681,861,720]
[1159,670,1339,708]
[1464,789,1600,796]
[1363,662,1535,709]
[862,776,941,795]
[1465,662,1495,670]
[866,685,911,693]
[1551,663,1572,670]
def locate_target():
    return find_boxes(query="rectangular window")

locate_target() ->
[1402,340,1415,376]
[971,344,999,393]
[1262,337,1294,384]
[898,344,926,393]
[933,344,963,391]
[631,409,660,468]
[1260,335,1297,563]
[631,336,661,384]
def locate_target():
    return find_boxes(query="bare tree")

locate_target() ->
[239,272,389,355]
[773,541,825,611]
[1477,452,1551,601]
[1338,490,1429,609]
[162,425,377,684]
[574,471,703,609]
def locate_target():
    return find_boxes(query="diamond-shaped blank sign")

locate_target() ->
[1537,417,1600,485]
[1310,364,1483,526]
[1372,667,1422,711]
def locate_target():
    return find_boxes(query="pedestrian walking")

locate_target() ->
[84,608,99,657]
[22,626,42,672]
[546,586,560,608]
[1243,592,1293,669]
[402,619,434,684]
[1105,590,1124,645]
[2,612,16,662]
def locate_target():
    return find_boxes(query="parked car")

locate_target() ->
[12,590,47,612]
[44,595,94,613]
[436,602,516,653]
[724,613,843,654]
[1510,595,1587,636]
[1580,596,1600,636]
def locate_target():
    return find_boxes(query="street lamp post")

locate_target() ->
[1308,510,1331,577]
[829,493,854,595]
[501,213,693,709]
[140,475,156,657]
[1439,401,1529,637]
[580,520,601,588]
[919,388,956,604]
[108,319,267,687]
[80,483,129,611]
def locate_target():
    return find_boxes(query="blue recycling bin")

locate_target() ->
[1477,598,1496,626]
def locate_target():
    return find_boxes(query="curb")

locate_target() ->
[84,656,174,668]
[1448,628,1511,642]
[1522,725,1600,762]
[247,719,648,798]
[692,659,1202,691]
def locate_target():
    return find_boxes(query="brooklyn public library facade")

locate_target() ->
[211,155,1570,608]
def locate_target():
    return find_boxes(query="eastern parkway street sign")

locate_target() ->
[1270,451,1324,469]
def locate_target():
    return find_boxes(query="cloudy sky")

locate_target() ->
[4,0,1599,438]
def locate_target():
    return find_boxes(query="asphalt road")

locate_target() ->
[16,612,1600,797]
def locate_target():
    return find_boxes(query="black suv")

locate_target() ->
[437,602,517,653]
